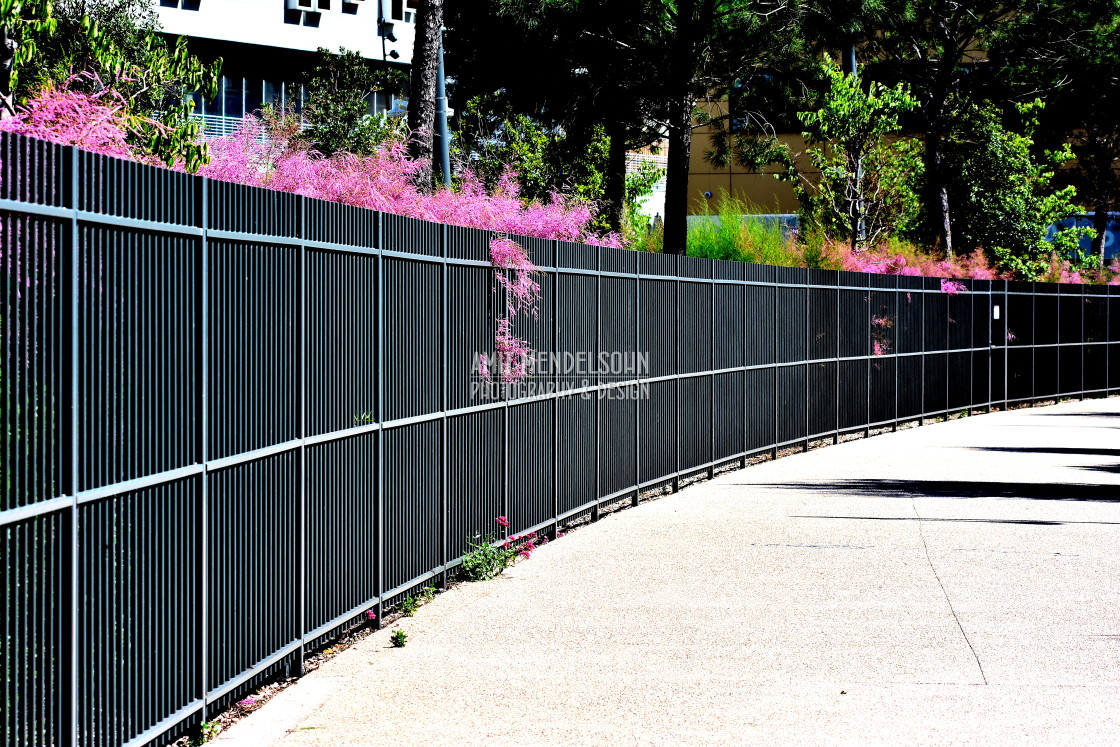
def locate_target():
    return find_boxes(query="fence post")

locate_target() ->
[551,242,561,536]
[440,224,448,587]
[709,266,715,477]
[674,258,681,492]
[771,274,779,460]
[1080,284,1086,398]
[804,268,810,451]
[944,280,950,417]
[835,278,841,443]
[920,284,926,423]
[196,172,210,729]
[1032,285,1038,403]
[986,284,992,412]
[865,277,871,437]
[593,246,601,522]
[739,276,747,469]
[1009,286,1017,406]
[375,213,385,629]
[294,197,307,678]
[634,252,642,506]
[966,284,973,415]
[1108,287,1113,395]
[67,145,81,747]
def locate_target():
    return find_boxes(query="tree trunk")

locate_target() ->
[925,131,954,257]
[938,183,953,257]
[604,121,628,235]
[1092,205,1109,270]
[662,92,694,255]
[407,0,443,193]
[661,0,699,256]
[0,27,17,119]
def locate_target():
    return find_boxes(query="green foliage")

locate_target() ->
[687,191,802,266]
[459,533,519,582]
[941,100,1081,278]
[301,47,407,157]
[191,721,220,745]
[789,59,919,249]
[398,586,435,616]
[454,93,609,208]
[621,159,665,249]
[400,596,419,616]
[389,629,408,648]
[991,0,1120,267]
[1,0,220,170]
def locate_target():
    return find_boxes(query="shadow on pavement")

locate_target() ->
[751,479,1120,503]
[969,446,1120,457]
[792,515,1120,527]
[1081,464,1120,474]
[1035,412,1120,419]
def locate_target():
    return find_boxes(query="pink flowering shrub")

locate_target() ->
[481,235,541,383]
[1037,254,1120,285]
[0,84,621,383]
[0,78,140,160]
[827,239,999,280]
[490,235,540,315]
[194,113,623,247]
[5,82,1116,292]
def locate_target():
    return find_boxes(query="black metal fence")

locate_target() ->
[2,132,1118,746]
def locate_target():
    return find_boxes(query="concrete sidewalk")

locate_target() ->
[219,398,1120,746]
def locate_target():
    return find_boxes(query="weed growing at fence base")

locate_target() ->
[192,721,220,745]
[400,586,435,617]
[460,516,543,581]
[400,596,419,616]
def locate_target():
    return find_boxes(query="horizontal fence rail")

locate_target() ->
[2,132,1119,746]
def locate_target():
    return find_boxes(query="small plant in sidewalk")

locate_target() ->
[390,629,408,648]
[459,516,543,581]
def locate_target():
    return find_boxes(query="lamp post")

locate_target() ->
[436,26,451,188]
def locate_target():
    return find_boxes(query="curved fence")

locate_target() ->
[2,132,1118,746]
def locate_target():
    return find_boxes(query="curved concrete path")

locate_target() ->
[219,397,1120,746]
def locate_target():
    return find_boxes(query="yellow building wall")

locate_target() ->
[688,131,818,215]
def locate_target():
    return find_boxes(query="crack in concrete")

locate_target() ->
[910,496,989,686]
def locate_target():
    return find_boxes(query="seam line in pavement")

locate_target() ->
[911,496,989,686]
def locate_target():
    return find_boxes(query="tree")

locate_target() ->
[851,0,1119,257]
[453,92,610,208]
[0,0,57,117]
[941,99,1081,277]
[302,47,406,157]
[653,0,798,254]
[408,0,444,192]
[445,0,665,235]
[990,0,1120,268]
[0,0,220,169]
[791,59,919,250]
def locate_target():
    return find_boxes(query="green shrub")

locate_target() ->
[687,191,801,266]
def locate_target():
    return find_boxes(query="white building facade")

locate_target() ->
[155,0,414,135]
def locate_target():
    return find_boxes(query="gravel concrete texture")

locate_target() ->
[218,397,1120,746]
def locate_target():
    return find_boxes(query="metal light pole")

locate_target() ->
[436,27,451,188]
